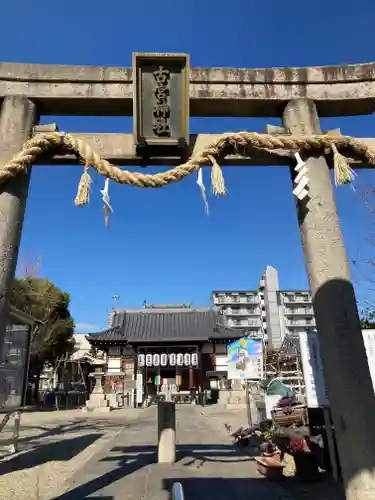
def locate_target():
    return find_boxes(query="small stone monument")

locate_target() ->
[85,366,111,412]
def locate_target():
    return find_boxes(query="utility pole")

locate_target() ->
[112,295,120,308]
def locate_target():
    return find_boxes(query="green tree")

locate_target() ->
[360,308,375,329]
[11,277,75,394]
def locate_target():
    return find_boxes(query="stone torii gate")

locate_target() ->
[1,55,375,499]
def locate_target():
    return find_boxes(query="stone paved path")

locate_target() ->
[0,409,140,500]
[56,405,291,500]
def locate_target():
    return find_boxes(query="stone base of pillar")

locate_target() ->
[85,393,111,412]
[83,406,112,413]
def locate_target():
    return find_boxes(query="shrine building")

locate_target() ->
[86,303,241,402]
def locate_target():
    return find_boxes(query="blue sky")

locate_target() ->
[2,0,375,332]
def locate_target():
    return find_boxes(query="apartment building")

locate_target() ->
[211,266,315,349]
[212,290,263,337]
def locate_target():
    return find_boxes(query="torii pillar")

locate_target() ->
[283,98,375,500]
[0,96,37,359]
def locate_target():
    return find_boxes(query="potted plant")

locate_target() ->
[286,436,319,481]
[256,436,284,481]
[260,425,281,460]
[261,441,281,462]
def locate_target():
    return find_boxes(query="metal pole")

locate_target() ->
[172,483,185,500]
[245,380,252,427]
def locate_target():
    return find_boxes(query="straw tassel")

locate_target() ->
[331,143,355,186]
[74,162,92,207]
[208,155,227,196]
[196,167,209,215]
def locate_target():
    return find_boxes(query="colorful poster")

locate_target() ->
[227,337,263,380]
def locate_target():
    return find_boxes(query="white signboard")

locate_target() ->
[107,357,122,374]
[215,355,228,372]
[362,329,375,392]
[136,373,143,404]
[300,328,375,408]
[299,330,329,407]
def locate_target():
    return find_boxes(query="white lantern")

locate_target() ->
[153,353,160,366]
[160,353,168,366]
[191,353,198,366]
[137,354,145,367]
[146,354,153,367]
[169,353,176,366]
[184,353,191,366]
[176,353,184,366]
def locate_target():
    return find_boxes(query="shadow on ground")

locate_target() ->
[0,433,103,475]
[53,445,157,500]
[53,444,262,500]
[53,442,345,500]
[108,443,252,465]
[18,419,125,446]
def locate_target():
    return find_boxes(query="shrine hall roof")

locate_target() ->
[86,307,241,344]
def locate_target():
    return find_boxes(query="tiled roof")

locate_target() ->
[87,307,241,344]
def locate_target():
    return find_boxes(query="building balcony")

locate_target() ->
[247,331,264,339]
[227,319,262,328]
[215,297,260,305]
[286,320,315,328]
[224,308,261,316]
[284,308,314,316]
[282,295,312,304]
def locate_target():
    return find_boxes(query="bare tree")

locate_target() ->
[20,254,42,278]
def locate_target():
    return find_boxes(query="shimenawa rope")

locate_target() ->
[0,131,368,207]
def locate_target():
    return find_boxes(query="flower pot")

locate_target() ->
[262,450,281,462]
[294,451,319,482]
[255,456,284,481]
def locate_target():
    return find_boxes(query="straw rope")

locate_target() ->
[0,131,371,206]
